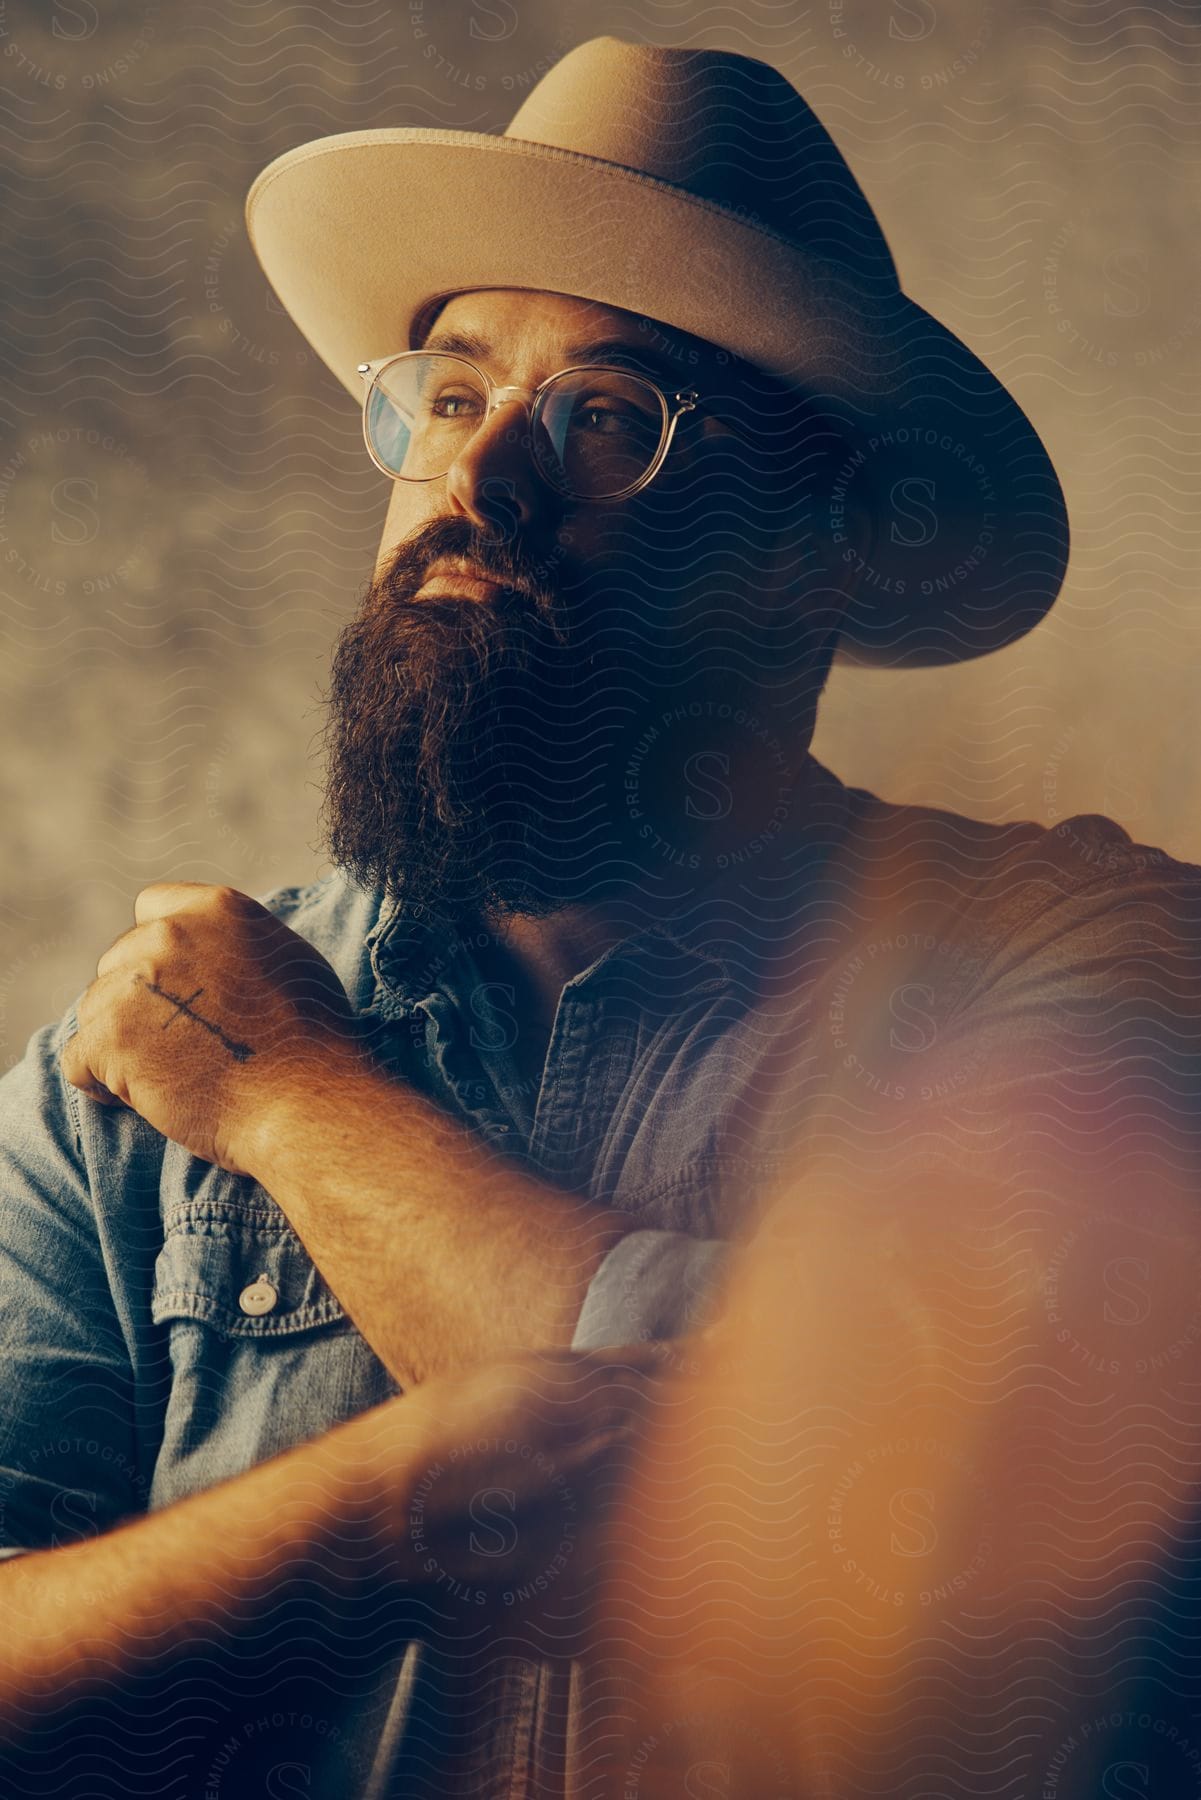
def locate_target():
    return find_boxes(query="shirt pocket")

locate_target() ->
[148,1166,399,1510]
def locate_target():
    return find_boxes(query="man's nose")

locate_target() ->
[444,394,555,537]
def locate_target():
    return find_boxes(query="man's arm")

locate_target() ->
[0,1346,658,1782]
[243,1063,638,1388]
[56,880,732,1390]
[0,1385,409,1733]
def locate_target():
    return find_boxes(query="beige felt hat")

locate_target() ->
[245,36,1069,667]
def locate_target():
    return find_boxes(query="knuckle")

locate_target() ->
[147,916,186,956]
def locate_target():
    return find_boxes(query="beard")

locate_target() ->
[321,514,606,921]
[319,512,836,924]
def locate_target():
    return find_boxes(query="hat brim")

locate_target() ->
[246,129,1069,668]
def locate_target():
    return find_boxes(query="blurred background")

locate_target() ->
[2,0,1198,1064]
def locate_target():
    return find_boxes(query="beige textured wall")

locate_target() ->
[2,0,1197,1065]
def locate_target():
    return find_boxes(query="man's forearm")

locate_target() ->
[0,1346,658,1791]
[245,1063,635,1387]
[0,1392,416,1754]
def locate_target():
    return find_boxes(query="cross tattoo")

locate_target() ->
[136,976,255,1063]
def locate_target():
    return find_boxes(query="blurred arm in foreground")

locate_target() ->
[589,862,1201,1800]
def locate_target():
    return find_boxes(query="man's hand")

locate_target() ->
[366,1342,667,1640]
[60,881,367,1174]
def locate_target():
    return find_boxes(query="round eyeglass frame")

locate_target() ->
[356,350,701,503]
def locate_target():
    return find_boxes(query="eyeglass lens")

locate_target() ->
[365,352,669,498]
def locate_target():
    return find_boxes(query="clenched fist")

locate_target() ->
[61,881,369,1174]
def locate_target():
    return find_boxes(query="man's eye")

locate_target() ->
[578,403,649,434]
[430,391,483,419]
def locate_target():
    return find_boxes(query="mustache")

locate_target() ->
[373,514,569,621]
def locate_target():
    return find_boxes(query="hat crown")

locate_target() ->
[504,37,898,291]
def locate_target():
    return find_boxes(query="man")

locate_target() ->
[1,35,1199,1800]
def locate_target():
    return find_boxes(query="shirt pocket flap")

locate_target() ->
[151,1184,348,1339]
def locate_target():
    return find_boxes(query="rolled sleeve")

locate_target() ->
[571,1228,727,1351]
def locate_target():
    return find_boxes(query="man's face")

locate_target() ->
[321,288,850,921]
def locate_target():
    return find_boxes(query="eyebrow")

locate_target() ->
[414,326,833,461]
[418,327,705,391]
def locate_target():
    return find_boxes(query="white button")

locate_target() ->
[238,1273,278,1316]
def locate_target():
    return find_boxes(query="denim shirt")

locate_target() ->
[2,758,1199,1797]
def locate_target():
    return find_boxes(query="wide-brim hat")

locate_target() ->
[245,36,1069,667]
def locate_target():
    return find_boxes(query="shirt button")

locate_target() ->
[238,1273,278,1316]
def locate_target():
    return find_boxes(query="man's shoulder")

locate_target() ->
[792,773,1201,1166]
[251,868,380,927]
[841,771,1195,896]
[812,762,1201,968]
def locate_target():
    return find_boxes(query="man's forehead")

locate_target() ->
[419,286,734,372]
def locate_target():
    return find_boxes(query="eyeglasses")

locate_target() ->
[356,350,701,502]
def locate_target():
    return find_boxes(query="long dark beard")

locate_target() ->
[320,516,620,920]
[319,512,838,923]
